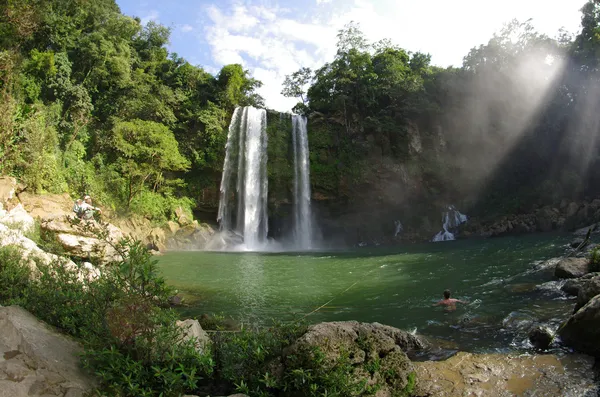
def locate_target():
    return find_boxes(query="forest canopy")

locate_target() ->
[2,0,600,224]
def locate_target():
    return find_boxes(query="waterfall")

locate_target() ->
[217,106,268,249]
[394,220,403,237]
[432,205,468,242]
[292,115,313,249]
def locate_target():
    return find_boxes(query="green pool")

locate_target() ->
[157,233,575,352]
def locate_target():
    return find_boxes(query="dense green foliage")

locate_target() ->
[0,0,261,222]
[283,3,600,221]
[0,237,215,397]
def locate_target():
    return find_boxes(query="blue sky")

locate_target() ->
[116,0,587,111]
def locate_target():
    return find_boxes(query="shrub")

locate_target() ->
[212,321,307,396]
[0,246,31,304]
[0,233,214,397]
[590,247,600,272]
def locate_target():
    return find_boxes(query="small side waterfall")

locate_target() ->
[291,115,313,249]
[432,205,468,242]
[217,106,268,250]
[394,220,403,237]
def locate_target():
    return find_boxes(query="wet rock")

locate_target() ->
[562,279,586,296]
[175,319,212,355]
[559,295,600,357]
[284,321,424,396]
[575,276,600,312]
[570,238,587,248]
[555,257,590,279]
[413,352,597,397]
[528,325,553,350]
[168,295,183,306]
[0,306,96,397]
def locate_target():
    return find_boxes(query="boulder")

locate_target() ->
[562,278,587,296]
[413,352,597,397]
[175,319,212,355]
[146,227,167,252]
[528,325,553,350]
[56,233,122,264]
[0,223,74,270]
[0,203,35,233]
[554,257,590,279]
[283,322,424,396]
[559,295,600,357]
[0,306,96,397]
[41,216,124,264]
[575,276,600,312]
[175,206,193,226]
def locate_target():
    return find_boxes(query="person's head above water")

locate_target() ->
[443,289,451,299]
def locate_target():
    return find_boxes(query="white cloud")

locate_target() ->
[141,9,159,25]
[202,0,586,111]
[181,24,194,33]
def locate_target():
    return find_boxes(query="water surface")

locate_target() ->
[157,234,575,353]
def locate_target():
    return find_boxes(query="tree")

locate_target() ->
[112,120,190,207]
[216,64,264,109]
[281,67,312,105]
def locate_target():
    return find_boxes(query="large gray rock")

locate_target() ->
[555,258,590,279]
[0,306,96,397]
[283,322,424,396]
[575,276,600,312]
[559,295,600,357]
[175,319,212,355]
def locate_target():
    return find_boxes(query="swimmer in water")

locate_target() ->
[433,289,468,311]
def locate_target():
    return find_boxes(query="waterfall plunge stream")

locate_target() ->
[217,106,268,250]
[292,115,314,249]
[216,108,316,251]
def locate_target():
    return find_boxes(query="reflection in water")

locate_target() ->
[233,254,266,325]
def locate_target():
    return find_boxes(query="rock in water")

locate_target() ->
[559,295,600,357]
[555,258,590,279]
[528,326,553,350]
[0,306,96,397]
